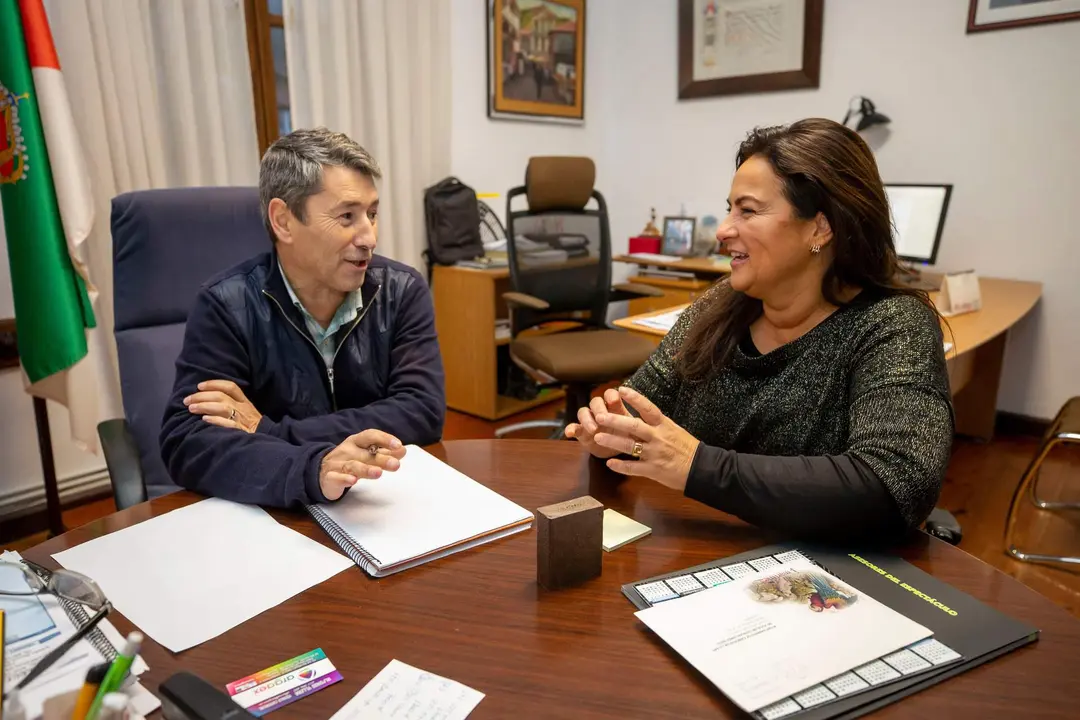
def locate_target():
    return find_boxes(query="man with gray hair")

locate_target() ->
[160,127,445,507]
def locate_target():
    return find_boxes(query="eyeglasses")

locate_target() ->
[0,560,112,690]
[0,560,108,609]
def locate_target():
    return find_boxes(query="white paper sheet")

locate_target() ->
[330,660,484,720]
[53,498,353,652]
[632,307,684,332]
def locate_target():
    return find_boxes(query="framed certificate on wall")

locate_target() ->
[967,0,1080,33]
[677,0,823,100]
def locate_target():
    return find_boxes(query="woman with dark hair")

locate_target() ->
[566,118,953,540]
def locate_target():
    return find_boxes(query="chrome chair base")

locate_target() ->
[1006,545,1080,565]
[495,418,564,439]
[1002,397,1080,565]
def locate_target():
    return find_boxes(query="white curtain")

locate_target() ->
[42,0,260,444]
[284,0,452,271]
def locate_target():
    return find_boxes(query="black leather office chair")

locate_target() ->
[98,187,270,508]
[496,157,661,438]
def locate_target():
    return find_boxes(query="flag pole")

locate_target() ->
[32,395,64,536]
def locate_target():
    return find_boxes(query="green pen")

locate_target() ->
[86,631,142,720]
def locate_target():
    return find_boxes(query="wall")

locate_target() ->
[451,0,1080,420]
[0,217,108,523]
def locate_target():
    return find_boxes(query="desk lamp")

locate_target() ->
[843,96,890,132]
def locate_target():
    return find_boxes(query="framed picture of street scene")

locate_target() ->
[487,0,585,123]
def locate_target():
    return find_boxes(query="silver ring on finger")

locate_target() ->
[229,407,236,421]
[631,441,644,459]
[367,444,379,460]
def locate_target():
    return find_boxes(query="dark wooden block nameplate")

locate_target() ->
[536,495,603,590]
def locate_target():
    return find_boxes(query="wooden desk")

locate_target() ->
[614,278,1043,441]
[613,255,730,314]
[614,253,733,277]
[431,264,566,420]
[24,440,1080,718]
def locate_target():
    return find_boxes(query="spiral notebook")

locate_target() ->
[306,446,534,578]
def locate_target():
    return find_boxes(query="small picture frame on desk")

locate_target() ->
[662,216,696,257]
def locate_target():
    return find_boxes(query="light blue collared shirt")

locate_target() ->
[278,263,363,370]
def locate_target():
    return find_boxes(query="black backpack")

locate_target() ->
[423,177,483,280]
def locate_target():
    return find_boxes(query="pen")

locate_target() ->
[16,602,112,690]
[70,662,110,720]
[86,632,142,720]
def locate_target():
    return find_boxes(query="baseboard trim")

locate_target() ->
[0,467,111,522]
[995,411,1051,438]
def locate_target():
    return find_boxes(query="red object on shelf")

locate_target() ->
[628,236,661,254]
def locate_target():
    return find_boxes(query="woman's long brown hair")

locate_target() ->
[676,118,942,381]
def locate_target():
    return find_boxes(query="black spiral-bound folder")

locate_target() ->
[56,594,119,663]
[622,544,1038,720]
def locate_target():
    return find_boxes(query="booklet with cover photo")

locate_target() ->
[634,558,932,714]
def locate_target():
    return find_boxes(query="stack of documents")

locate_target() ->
[627,252,683,263]
[632,307,684,332]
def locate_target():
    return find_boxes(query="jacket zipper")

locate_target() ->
[262,286,381,411]
[327,286,380,410]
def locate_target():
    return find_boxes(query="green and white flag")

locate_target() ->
[1,0,100,449]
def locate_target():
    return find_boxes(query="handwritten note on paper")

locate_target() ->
[330,660,484,720]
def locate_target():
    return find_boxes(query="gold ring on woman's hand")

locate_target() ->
[631,441,644,459]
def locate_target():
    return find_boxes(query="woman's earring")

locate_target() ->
[810,244,822,254]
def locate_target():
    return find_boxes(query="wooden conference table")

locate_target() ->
[24,440,1080,718]
[614,278,1043,441]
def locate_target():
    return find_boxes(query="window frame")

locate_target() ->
[244,0,286,154]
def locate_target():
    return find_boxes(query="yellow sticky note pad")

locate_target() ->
[603,509,651,552]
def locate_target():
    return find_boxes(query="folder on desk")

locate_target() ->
[307,446,534,578]
[622,544,1039,720]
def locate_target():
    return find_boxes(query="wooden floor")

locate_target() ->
[8,401,1080,619]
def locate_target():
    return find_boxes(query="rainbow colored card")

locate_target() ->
[227,648,342,716]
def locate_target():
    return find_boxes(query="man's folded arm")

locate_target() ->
[258,275,446,446]
[160,289,332,507]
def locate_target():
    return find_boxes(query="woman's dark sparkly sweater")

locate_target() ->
[626,285,954,539]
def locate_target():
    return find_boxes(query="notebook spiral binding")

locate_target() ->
[57,595,118,662]
[306,505,383,573]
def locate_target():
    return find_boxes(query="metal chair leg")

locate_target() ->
[1004,434,1080,565]
[1030,431,1080,509]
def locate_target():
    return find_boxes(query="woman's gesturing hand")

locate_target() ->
[592,386,700,492]
[564,387,633,459]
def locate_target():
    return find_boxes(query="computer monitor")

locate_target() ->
[883,183,952,266]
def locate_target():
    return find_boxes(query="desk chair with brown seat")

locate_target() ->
[495,157,660,438]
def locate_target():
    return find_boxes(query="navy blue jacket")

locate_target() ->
[159,252,445,508]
